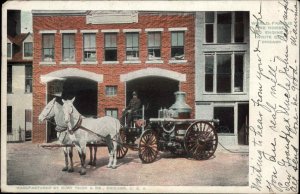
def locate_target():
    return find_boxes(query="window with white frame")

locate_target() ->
[105,108,118,119]
[42,34,55,61]
[25,66,32,93]
[104,33,117,61]
[126,33,139,61]
[148,32,161,60]
[62,34,75,61]
[204,52,244,93]
[205,11,245,43]
[83,33,96,61]
[171,31,185,60]
[7,43,12,59]
[24,42,33,58]
[7,65,12,93]
[105,86,117,96]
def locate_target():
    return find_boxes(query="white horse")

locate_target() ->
[62,97,121,174]
[38,98,98,174]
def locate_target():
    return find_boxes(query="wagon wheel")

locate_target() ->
[138,129,158,163]
[117,128,128,159]
[184,121,218,160]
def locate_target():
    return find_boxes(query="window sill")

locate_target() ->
[103,61,119,65]
[60,61,77,65]
[24,92,32,94]
[203,92,247,95]
[169,59,187,64]
[23,57,33,60]
[80,61,98,65]
[124,60,141,64]
[146,60,163,64]
[39,61,56,65]
[203,42,248,45]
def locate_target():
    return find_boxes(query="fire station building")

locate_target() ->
[32,11,195,143]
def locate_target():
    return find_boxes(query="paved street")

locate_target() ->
[6,141,248,186]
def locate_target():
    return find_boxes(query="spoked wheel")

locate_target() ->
[184,121,218,160]
[117,128,128,159]
[138,129,158,163]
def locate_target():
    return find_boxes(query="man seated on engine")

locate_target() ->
[121,91,141,126]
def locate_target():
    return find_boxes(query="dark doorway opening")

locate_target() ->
[238,103,249,145]
[214,106,234,134]
[126,76,179,119]
[47,78,98,142]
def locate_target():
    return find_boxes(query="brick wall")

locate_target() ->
[32,12,195,143]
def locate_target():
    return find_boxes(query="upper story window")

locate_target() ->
[24,42,33,58]
[205,12,245,43]
[83,33,96,61]
[148,32,161,60]
[171,31,184,60]
[104,33,117,61]
[7,65,12,93]
[105,86,117,96]
[7,43,12,59]
[105,108,118,119]
[42,34,55,61]
[62,34,75,61]
[126,33,139,61]
[25,65,32,93]
[204,52,244,93]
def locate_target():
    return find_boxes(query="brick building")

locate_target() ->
[32,11,195,143]
[7,10,33,142]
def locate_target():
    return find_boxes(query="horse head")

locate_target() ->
[38,97,56,123]
[62,97,76,124]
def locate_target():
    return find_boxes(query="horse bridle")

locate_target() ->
[43,101,68,132]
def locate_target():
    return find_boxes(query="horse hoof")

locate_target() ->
[112,166,117,169]
[107,165,112,168]
[80,171,86,175]
[62,167,68,171]
[68,168,74,173]
[92,162,96,167]
[88,162,92,166]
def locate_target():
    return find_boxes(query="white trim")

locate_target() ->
[123,29,142,33]
[168,27,188,31]
[39,30,57,34]
[101,29,120,33]
[59,61,77,65]
[145,60,164,64]
[80,61,98,65]
[59,30,78,34]
[102,61,119,65]
[169,60,187,64]
[123,60,141,64]
[120,67,186,82]
[145,28,164,32]
[40,68,103,83]
[39,62,56,65]
[80,29,98,33]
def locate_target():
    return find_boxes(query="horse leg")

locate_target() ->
[68,147,74,172]
[62,147,69,171]
[106,136,113,168]
[80,145,87,175]
[111,139,118,169]
[88,145,93,166]
[92,146,97,166]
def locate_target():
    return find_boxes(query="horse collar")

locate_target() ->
[69,116,83,134]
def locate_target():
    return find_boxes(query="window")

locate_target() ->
[204,53,244,93]
[42,34,55,61]
[217,54,231,93]
[105,109,118,119]
[25,66,32,93]
[62,34,75,61]
[205,12,214,43]
[148,32,161,60]
[205,55,214,92]
[214,107,234,133]
[7,43,12,58]
[7,65,12,93]
[7,106,12,134]
[205,12,245,43]
[171,31,184,60]
[24,42,33,58]
[83,33,96,61]
[234,54,244,92]
[105,86,117,96]
[126,33,139,61]
[104,33,117,61]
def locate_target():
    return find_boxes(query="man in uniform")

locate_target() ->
[121,91,141,126]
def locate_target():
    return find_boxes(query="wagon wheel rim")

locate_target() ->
[117,128,128,159]
[138,130,158,163]
[184,121,218,160]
